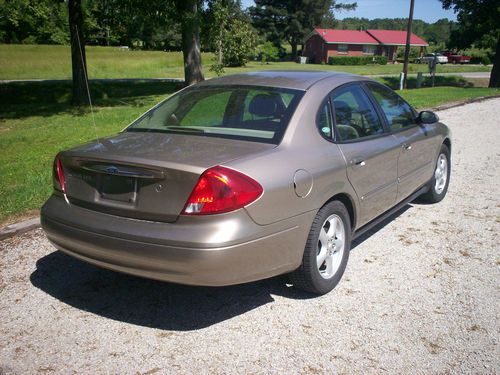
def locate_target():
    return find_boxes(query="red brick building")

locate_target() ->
[303,28,429,64]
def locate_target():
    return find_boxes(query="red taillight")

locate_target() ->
[182,166,263,215]
[54,154,66,194]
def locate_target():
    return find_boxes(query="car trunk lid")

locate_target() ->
[59,132,275,222]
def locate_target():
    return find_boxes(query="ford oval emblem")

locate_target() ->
[106,166,119,174]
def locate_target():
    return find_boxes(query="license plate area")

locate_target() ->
[98,174,137,204]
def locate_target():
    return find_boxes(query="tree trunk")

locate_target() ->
[68,0,88,106]
[217,32,223,65]
[177,0,204,86]
[489,37,499,88]
[290,40,298,61]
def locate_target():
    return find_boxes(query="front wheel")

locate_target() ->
[420,144,450,203]
[289,201,351,295]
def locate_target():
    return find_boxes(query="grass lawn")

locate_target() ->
[0,44,492,80]
[400,87,499,108]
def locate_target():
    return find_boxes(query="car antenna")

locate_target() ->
[75,25,100,147]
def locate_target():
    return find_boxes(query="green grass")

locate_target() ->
[401,87,498,108]
[0,44,492,80]
[0,44,190,80]
[0,77,498,225]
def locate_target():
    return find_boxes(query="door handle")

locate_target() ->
[403,143,412,151]
[350,158,366,168]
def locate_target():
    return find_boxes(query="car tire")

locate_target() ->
[289,201,351,295]
[420,144,450,203]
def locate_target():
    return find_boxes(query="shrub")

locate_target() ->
[259,41,279,63]
[328,55,388,65]
[209,61,225,76]
[372,56,388,65]
[221,19,258,67]
[470,54,491,65]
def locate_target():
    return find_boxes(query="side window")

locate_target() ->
[338,44,348,54]
[367,83,416,131]
[330,84,384,141]
[317,100,333,139]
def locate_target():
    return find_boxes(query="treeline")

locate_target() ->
[0,1,455,50]
[0,0,261,51]
[0,0,180,50]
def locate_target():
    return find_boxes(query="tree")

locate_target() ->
[259,41,279,63]
[85,0,175,49]
[318,11,338,29]
[207,0,258,71]
[174,0,204,85]
[440,0,499,87]
[250,0,356,60]
[0,0,68,44]
[68,0,88,106]
[222,19,258,66]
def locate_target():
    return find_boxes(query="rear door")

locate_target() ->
[329,83,399,227]
[365,82,435,202]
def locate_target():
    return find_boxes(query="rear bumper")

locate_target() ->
[41,195,314,286]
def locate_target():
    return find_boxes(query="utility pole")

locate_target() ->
[402,0,415,90]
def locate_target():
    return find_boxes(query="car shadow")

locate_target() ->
[379,75,473,90]
[0,80,179,120]
[30,203,414,331]
[30,251,314,331]
[351,204,412,250]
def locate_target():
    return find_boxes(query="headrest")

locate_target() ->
[249,94,281,118]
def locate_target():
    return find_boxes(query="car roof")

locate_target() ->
[197,70,367,91]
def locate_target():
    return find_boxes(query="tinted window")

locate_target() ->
[331,84,384,141]
[367,83,416,131]
[127,86,304,144]
[181,91,231,126]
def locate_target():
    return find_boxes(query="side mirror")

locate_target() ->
[418,110,439,124]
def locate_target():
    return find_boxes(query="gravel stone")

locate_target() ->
[1,98,499,374]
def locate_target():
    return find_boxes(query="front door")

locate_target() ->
[365,82,435,201]
[392,126,435,200]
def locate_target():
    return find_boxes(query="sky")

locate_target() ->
[240,0,457,23]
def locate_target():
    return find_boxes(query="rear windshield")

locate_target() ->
[126,85,304,144]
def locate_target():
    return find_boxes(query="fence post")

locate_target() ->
[399,72,405,90]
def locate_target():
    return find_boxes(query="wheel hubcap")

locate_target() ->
[434,154,448,194]
[316,214,345,279]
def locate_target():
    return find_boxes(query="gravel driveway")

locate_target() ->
[1,98,499,375]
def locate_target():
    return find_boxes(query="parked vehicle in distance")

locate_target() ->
[41,71,451,295]
[441,51,471,64]
[416,53,448,64]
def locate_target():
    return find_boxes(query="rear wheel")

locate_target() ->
[290,201,351,295]
[420,144,450,203]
